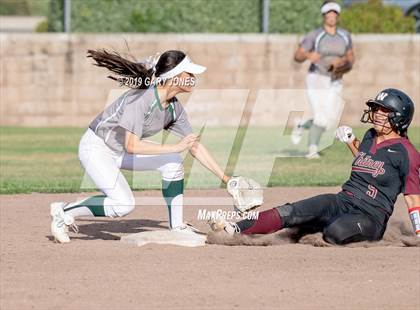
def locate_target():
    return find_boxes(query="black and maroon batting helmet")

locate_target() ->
[361,88,415,136]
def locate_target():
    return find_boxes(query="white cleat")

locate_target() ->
[171,223,203,235]
[305,145,320,160]
[50,202,78,243]
[207,217,240,236]
[305,152,320,160]
[291,118,304,145]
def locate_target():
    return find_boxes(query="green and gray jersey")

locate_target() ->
[89,86,193,153]
[300,26,352,77]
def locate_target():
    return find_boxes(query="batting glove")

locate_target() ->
[335,126,355,144]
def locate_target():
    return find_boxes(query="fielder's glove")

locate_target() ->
[335,126,355,144]
[227,176,263,213]
[329,59,352,80]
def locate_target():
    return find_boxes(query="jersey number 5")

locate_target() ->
[366,185,378,199]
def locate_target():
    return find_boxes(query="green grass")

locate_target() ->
[0,126,419,194]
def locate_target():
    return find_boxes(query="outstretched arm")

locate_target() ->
[189,142,229,184]
[405,195,420,237]
[125,130,199,155]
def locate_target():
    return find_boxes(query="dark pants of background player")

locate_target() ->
[239,192,387,245]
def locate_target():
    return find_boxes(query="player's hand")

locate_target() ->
[335,126,355,144]
[306,52,321,63]
[222,175,230,184]
[329,58,344,69]
[175,134,200,152]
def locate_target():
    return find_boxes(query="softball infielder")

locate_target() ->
[293,1,355,158]
[50,49,230,243]
[211,88,420,245]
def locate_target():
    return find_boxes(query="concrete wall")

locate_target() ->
[0,33,419,127]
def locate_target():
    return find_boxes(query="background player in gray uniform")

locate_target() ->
[293,1,355,159]
[50,49,231,243]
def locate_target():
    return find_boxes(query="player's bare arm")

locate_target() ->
[126,131,230,183]
[189,142,230,184]
[124,130,199,154]
[345,49,355,65]
[293,47,320,63]
[405,195,420,236]
[347,138,360,157]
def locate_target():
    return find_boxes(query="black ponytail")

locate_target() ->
[87,49,154,89]
[87,48,187,89]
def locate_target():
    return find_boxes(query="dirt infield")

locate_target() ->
[1,187,419,310]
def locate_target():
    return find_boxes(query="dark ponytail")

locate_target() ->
[87,49,154,89]
[87,48,186,89]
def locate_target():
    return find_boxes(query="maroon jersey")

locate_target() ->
[342,129,420,224]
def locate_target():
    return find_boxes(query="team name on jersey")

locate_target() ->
[352,152,385,177]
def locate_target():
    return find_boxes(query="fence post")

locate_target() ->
[262,0,270,33]
[64,0,71,33]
